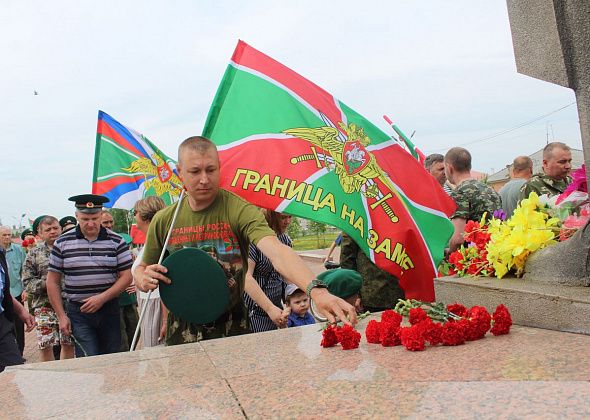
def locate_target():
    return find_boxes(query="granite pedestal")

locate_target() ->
[435,275,590,335]
[2,317,589,419]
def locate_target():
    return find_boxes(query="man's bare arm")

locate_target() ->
[12,295,35,332]
[449,217,467,252]
[47,270,71,336]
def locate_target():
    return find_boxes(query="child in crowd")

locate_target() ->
[284,284,315,327]
[284,269,364,327]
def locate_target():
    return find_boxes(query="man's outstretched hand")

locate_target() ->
[310,288,357,326]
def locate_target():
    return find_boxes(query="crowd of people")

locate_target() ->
[0,137,575,372]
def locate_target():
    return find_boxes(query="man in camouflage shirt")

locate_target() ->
[445,147,501,252]
[519,142,573,201]
[339,233,405,312]
[22,216,74,361]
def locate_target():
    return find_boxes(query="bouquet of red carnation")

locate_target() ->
[360,300,512,352]
[21,239,36,250]
[447,219,495,277]
[320,312,370,350]
[321,324,361,350]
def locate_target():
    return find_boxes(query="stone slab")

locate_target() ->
[2,318,590,418]
[435,275,590,334]
[506,0,569,87]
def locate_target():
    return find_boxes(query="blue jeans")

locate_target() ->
[66,298,121,357]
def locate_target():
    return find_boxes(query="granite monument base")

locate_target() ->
[435,275,590,335]
[2,316,590,418]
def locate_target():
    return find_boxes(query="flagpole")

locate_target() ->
[130,189,185,352]
[383,115,423,162]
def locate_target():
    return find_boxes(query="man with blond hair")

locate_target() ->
[136,136,357,345]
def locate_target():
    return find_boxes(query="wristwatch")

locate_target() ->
[306,278,328,296]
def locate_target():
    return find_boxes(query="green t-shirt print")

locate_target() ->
[142,189,275,284]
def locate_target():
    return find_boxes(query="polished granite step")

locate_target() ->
[2,318,590,418]
[435,275,590,335]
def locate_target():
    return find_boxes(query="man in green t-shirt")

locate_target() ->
[136,136,356,345]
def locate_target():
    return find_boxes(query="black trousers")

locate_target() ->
[13,295,25,355]
[0,312,23,372]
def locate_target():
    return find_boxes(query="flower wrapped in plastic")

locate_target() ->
[486,192,560,278]
[554,165,589,240]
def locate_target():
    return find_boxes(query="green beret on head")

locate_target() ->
[20,228,34,241]
[59,216,77,229]
[32,215,48,235]
[317,269,363,299]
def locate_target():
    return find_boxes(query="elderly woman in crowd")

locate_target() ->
[131,196,167,347]
[243,210,293,332]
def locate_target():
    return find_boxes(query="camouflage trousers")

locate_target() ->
[165,305,250,346]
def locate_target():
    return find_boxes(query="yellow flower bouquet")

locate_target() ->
[485,192,560,278]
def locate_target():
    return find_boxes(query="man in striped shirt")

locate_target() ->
[47,194,133,357]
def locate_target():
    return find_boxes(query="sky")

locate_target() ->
[0,0,583,227]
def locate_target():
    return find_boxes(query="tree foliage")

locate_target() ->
[287,217,302,238]
[307,220,327,248]
[111,208,132,234]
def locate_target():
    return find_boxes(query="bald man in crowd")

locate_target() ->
[499,156,533,217]
[519,142,572,200]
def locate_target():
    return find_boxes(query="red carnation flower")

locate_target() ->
[21,240,29,248]
[490,304,512,336]
[321,325,339,348]
[381,310,402,327]
[400,325,426,351]
[464,220,480,242]
[422,320,443,346]
[409,307,429,325]
[476,232,491,248]
[466,263,480,275]
[380,322,401,347]
[365,320,382,344]
[448,251,464,270]
[336,325,361,350]
[458,318,480,341]
[441,321,466,346]
[468,306,491,339]
[447,303,468,318]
